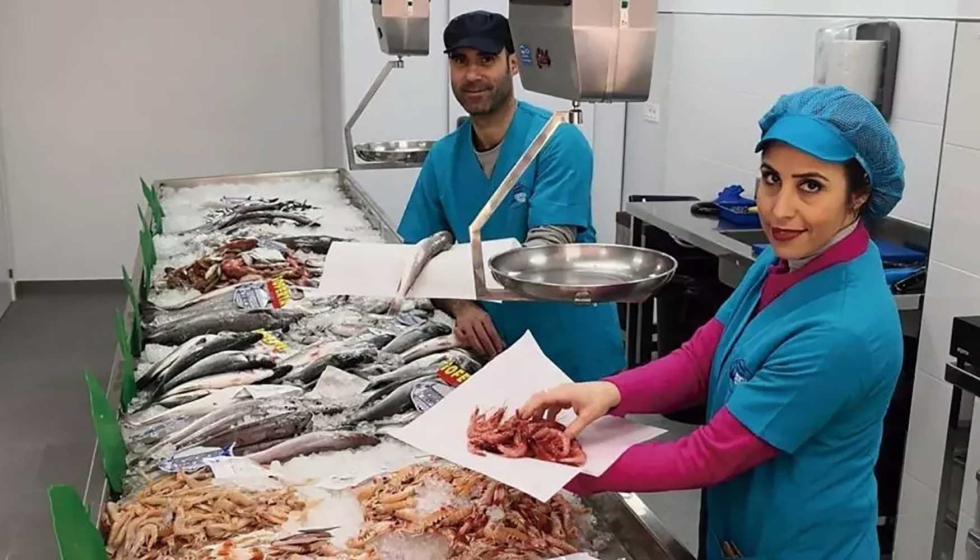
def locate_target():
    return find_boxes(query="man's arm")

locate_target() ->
[527,123,594,236]
[525,225,577,247]
[435,299,504,358]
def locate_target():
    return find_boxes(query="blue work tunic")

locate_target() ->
[704,245,903,559]
[398,101,626,382]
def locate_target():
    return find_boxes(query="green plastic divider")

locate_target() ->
[121,267,138,312]
[114,311,136,412]
[85,372,126,495]
[130,306,142,359]
[141,177,164,235]
[48,485,108,560]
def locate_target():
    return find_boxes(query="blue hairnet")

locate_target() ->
[757,86,905,217]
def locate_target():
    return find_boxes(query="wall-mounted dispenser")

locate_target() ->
[815,20,900,120]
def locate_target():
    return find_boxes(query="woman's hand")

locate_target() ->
[520,382,622,438]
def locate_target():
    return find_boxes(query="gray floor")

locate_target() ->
[0,284,123,560]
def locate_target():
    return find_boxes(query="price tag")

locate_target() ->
[255,329,289,354]
[411,379,453,412]
[267,278,292,308]
[436,360,473,387]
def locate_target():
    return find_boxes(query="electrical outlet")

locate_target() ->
[644,102,660,123]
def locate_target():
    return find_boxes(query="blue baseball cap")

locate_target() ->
[443,11,514,55]
[755,114,858,162]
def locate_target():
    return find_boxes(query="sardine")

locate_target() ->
[349,376,437,424]
[157,351,278,397]
[217,211,320,230]
[139,332,263,390]
[155,389,211,408]
[245,431,381,464]
[145,308,308,346]
[390,231,454,312]
[284,345,378,385]
[142,281,305,325]
[380,321,453,354]
[274,235,346,255]
[203,409,313,451]
[399,333,462,363]
[159,367,287,399]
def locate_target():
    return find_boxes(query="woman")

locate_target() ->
[522,86,906,559]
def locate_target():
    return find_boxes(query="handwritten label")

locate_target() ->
[437,361,473,387]
[411,379,453,411]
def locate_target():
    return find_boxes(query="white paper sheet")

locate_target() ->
[314,239,520,300]
[391,333,667,502]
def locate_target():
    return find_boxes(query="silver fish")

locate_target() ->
[155,389,211,408]
[217,211,320,230]
[139,332,263,390]
[135,385,303,427]
[142,282,305,326]
[274,235,345,255]
[350,376,437,424]
[245,431,381,464]
[346,328,397,349]
[145,308,308,346]
[362,351,451,394]
[390,231,454,312]
[160,367,286,399]
[284,345,378,385]
[399,333,462,363]
[380,321,453,354]
[203,409,314,451]
[145,399,262,455]
[157,351,277,397]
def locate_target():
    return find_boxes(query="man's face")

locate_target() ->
[449,48,517,116]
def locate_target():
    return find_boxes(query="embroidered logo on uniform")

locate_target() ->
[728,358,753,385]
[510,184,529,206]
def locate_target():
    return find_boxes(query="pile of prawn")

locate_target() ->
[100,470,307,560]
[164,238,319,293]
[348,462,589,559]
[467,407,587,466]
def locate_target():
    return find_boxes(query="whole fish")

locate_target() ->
[362,351,454,394]
[159,367,288,399]
[157,351,278,397]
[217,211,320,230]
[202,409,314,451]
[284,345,378,385]
[390,230,454,313]
[245,431,381,464]
[142,281,305,326]
[145,308,308,346]
[346,328,397,350]
[155,389,212,409]
[281,340,343,369]
[145,399,263,455]
[399,333,462,363]
[134,385,303,427]
[349,376,437,424]
[350,364,390,379]
[236,437,291,456]
[274,235,346,255]
[139,332,263,390]
[381,321,453,354]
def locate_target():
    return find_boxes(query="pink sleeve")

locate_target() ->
[606,318,725,416]
[565,407,778,496]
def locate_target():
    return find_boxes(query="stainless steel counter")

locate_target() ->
[625,200,924,314]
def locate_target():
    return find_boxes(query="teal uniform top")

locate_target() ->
[704,245,902,559]
[397,101,626,382]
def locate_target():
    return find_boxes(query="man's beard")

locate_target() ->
[454,78,513,116]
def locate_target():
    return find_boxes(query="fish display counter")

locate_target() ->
[82,168,692,560]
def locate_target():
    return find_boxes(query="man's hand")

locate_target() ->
[441,300,504,358]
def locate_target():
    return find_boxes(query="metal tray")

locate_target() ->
[489,244,678,303]
[154,168,402,243]
[354,140,433,164]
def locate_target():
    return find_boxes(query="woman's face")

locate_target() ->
[756,143,869,260]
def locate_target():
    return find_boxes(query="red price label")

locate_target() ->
[437,363,472,387]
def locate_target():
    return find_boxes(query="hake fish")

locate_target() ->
[156,351,278,397]
[283,345,378,385]
[380,321,453,354]
[141,281,305,326]
[349,376,437,425]
[138,332,263,390]
[144,308,308,346]
[245,431,380,464]
[361,352,450,395]
[390,230,454,313]
[202,409,314,451]
[159,367,287,399]
[156,389,212,409]
[399,333,462,363]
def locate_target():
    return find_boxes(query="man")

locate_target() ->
[398,10,625,382]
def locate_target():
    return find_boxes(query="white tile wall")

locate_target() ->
[932,145,980,275]
[895,473,942,560]
[622,15,955,228]
[959,398,980,536]
[918,262,980,382]
[945,24,980,151]
[905,369,956,494]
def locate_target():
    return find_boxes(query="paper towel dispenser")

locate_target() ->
[815,20,900,120]
[371,0,430,57]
